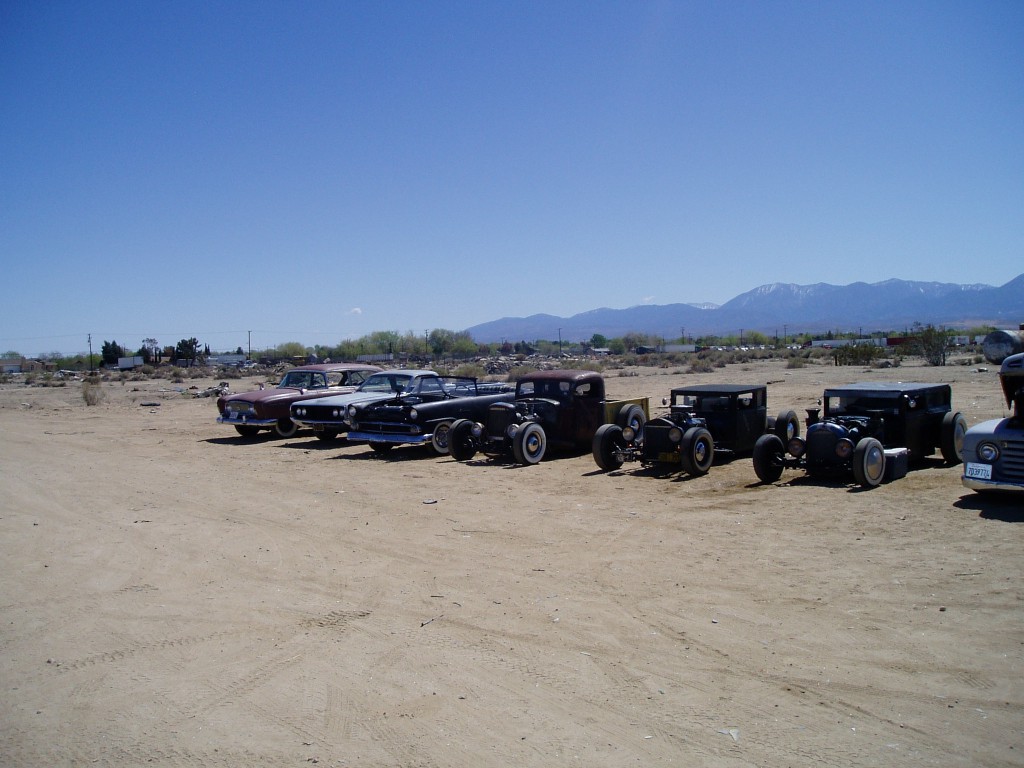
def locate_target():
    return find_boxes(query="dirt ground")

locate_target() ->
[1,356,1021,767]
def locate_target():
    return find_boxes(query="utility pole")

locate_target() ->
[248,330,252,361]
[88,333,93,373]
[558,328,562,356]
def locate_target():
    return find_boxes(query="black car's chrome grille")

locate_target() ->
[805,428,839,466]
[642,425,677,459]
[486,406,514,437]
[354,421,416,436]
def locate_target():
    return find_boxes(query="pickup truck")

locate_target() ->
[592,383,800,475]
[345,378,514,455]
[447,369,649,465]
[962,352,1024,494]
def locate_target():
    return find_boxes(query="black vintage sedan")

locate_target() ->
[345,378,513,455]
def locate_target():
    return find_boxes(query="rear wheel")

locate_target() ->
[429,420,454,455]
[852,437,885,488]
[273,418,298,439]
[774,409,800,442]
[752,434,785,483]
[592,424,625,471]
[513,422,546,465]
[234,425,260,438]
[940,411,967,464]
[680,427,714,476]
[448,419,477,462]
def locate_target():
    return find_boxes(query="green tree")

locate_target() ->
[100,340,125,365]
[274,341,308,359]
[589,334,608,349]
[912,323,951,366]
[175,337,200,367]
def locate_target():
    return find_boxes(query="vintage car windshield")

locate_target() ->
[827,396,900,416]
[359,373,414,394]
[279,371,327,389]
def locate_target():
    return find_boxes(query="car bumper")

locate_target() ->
[218,415,277,427]
[962,476,1024,493]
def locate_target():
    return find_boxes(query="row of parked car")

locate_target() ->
[215,355,1024,494]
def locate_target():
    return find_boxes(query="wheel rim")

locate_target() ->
[865,443,885,483]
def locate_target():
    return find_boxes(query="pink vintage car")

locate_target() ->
[216,363,380,439]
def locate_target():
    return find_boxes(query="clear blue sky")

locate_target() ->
[1,1,1021,356]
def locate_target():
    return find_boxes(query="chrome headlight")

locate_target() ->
[667,426,683,443]
[295,407,306,417]
[506,424,519,439]
[471,423,483,438]
[978,442,1000,462]
[348,404,358,418]
[332,408,341,418]
[408,407,418,420]
[787,436,806,458]
[835,438,855,459]
[622,426,635,441]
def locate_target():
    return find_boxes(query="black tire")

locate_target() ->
[592,423,625,471]
[234,425,260,438]
[679,427,714,476]
[429,420,454,456]
[853,437,885,488]
[774,409,800,442]
[369,442,392,455]
[752,433,785,484]
[940,411,967,465]
[513,422,546,465]
[314,429,340,442]
[448,419,477,462]
[273,418,298,439]
[616,403,646,432]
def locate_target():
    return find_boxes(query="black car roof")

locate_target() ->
[822,382,950,398]
[670,384,767,395]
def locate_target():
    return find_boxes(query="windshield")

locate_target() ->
[279,371,325,389]
[358,373,414,394]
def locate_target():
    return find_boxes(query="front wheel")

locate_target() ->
[429,420,454,455]
[752,433,785,483]
[273,418,298,439]
[853,437,885,488]
[680,427,714,476]
[940,411,967,464]
[234,425,260,438]
[592,423,625,471]
[513,422,547,465]
[448,419,478,462]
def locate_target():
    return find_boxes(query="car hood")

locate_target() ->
[294,391,392,408]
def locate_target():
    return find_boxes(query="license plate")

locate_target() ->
[965,462,992,480]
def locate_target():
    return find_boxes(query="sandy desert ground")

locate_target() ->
[1,355,1021,767]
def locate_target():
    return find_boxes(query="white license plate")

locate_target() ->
[965,462,992,480]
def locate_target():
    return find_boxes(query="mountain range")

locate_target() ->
[465,274,1024,343]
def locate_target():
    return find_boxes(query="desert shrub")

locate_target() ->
[82,379,104,406]
[688,359,714,374]
[786,356,806,369]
